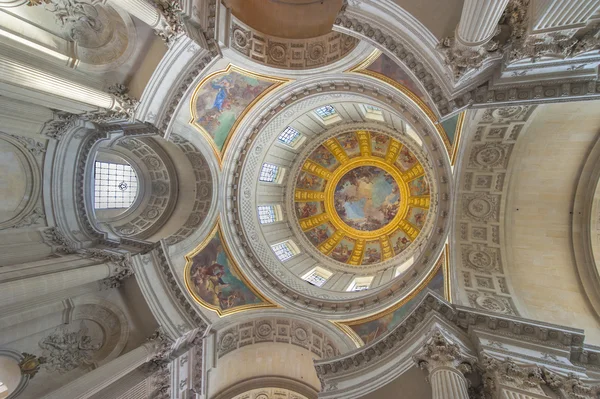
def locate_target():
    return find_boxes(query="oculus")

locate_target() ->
[294,130,431,266]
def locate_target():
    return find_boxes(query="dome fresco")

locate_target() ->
[294,130,431,266]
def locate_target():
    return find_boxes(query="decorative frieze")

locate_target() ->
[230,18,359,70]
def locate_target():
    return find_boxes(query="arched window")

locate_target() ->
[93,161,139,209]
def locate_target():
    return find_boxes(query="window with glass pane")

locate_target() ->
[314,105,336,119]
[364,105,381,113]
[352,284,370,292]
[304,271,327,287]
[277,126,301,147]
[258,205,277,224]
[259,163,280,182]
[272,241,296,261]
[94,161,138,209]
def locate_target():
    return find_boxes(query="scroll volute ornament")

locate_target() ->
[412,330,474,374]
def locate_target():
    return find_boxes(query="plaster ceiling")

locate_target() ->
[224,0,343,39]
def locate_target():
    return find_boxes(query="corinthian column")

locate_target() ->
[413,330,473,399]
[456,0,511,47]
[481,356,549,399]
[107,0,183,44]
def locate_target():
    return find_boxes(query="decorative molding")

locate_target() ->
[452,105,538,317]
[225,77,453,319]
[230,17,359,70]
[314,292,589,398]
[164,134,213,245]
[216,317,341,360]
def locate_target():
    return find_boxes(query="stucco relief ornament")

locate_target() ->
[481,357,546,396]
[18,353,46,378]
[41,111,79,141]
[39,322,101,373]
[412,330,474,374]
[542,371,600,399]
[86,84,138,123]
[155,0,185,46]
[437,35,500,80]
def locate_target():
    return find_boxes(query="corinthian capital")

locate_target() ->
[413,330,474,374]
[481,356,545,397]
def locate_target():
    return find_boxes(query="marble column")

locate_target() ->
[41,341,159,399]
[456,0,511,47]
[413,330,472,399]
[0,262,111,307]
[0,54,128,112]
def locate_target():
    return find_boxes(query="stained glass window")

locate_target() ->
[272,241,297,261]
[277,126,301,147]
[314,105,336,119]
[259,163,280,182]
[94,162,138,209]
[258,205,277,224]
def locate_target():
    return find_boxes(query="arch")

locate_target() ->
[0,133,42,230]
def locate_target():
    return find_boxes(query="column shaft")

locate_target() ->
[533,0,600,31]
[108,0,162,28]
[0,54,117,110]
[456,0,511,46]
[41,343,156,399]
[0,263,111,307]
[429,367,470,399]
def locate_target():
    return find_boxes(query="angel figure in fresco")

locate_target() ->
[210,76,234,112]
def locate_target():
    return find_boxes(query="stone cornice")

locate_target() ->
[314,292,586,384]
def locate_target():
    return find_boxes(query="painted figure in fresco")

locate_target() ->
[397,148,417,170]
[307,224,331,245]
[296,202,318,219]
[188,234,262,312]
[371,134,389,153]
[310,146,337,169]
[297,173,322,191]
[337,134,359,154]
[210,76,234,112]
[363,246,382,264]
[394,235,410,253]
[334,166,400,231]
[331,242,352,262]
[409,176,429,196]
[412,210,426,228]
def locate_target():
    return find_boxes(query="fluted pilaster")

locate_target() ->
[456,0,511,47]
[0,263,111,307]
[533,0,600,32]
[41,342,158,399]
[108,0,163,28]
[430,367,470,399]
[413,330,473,399]
[0,54,121,111]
